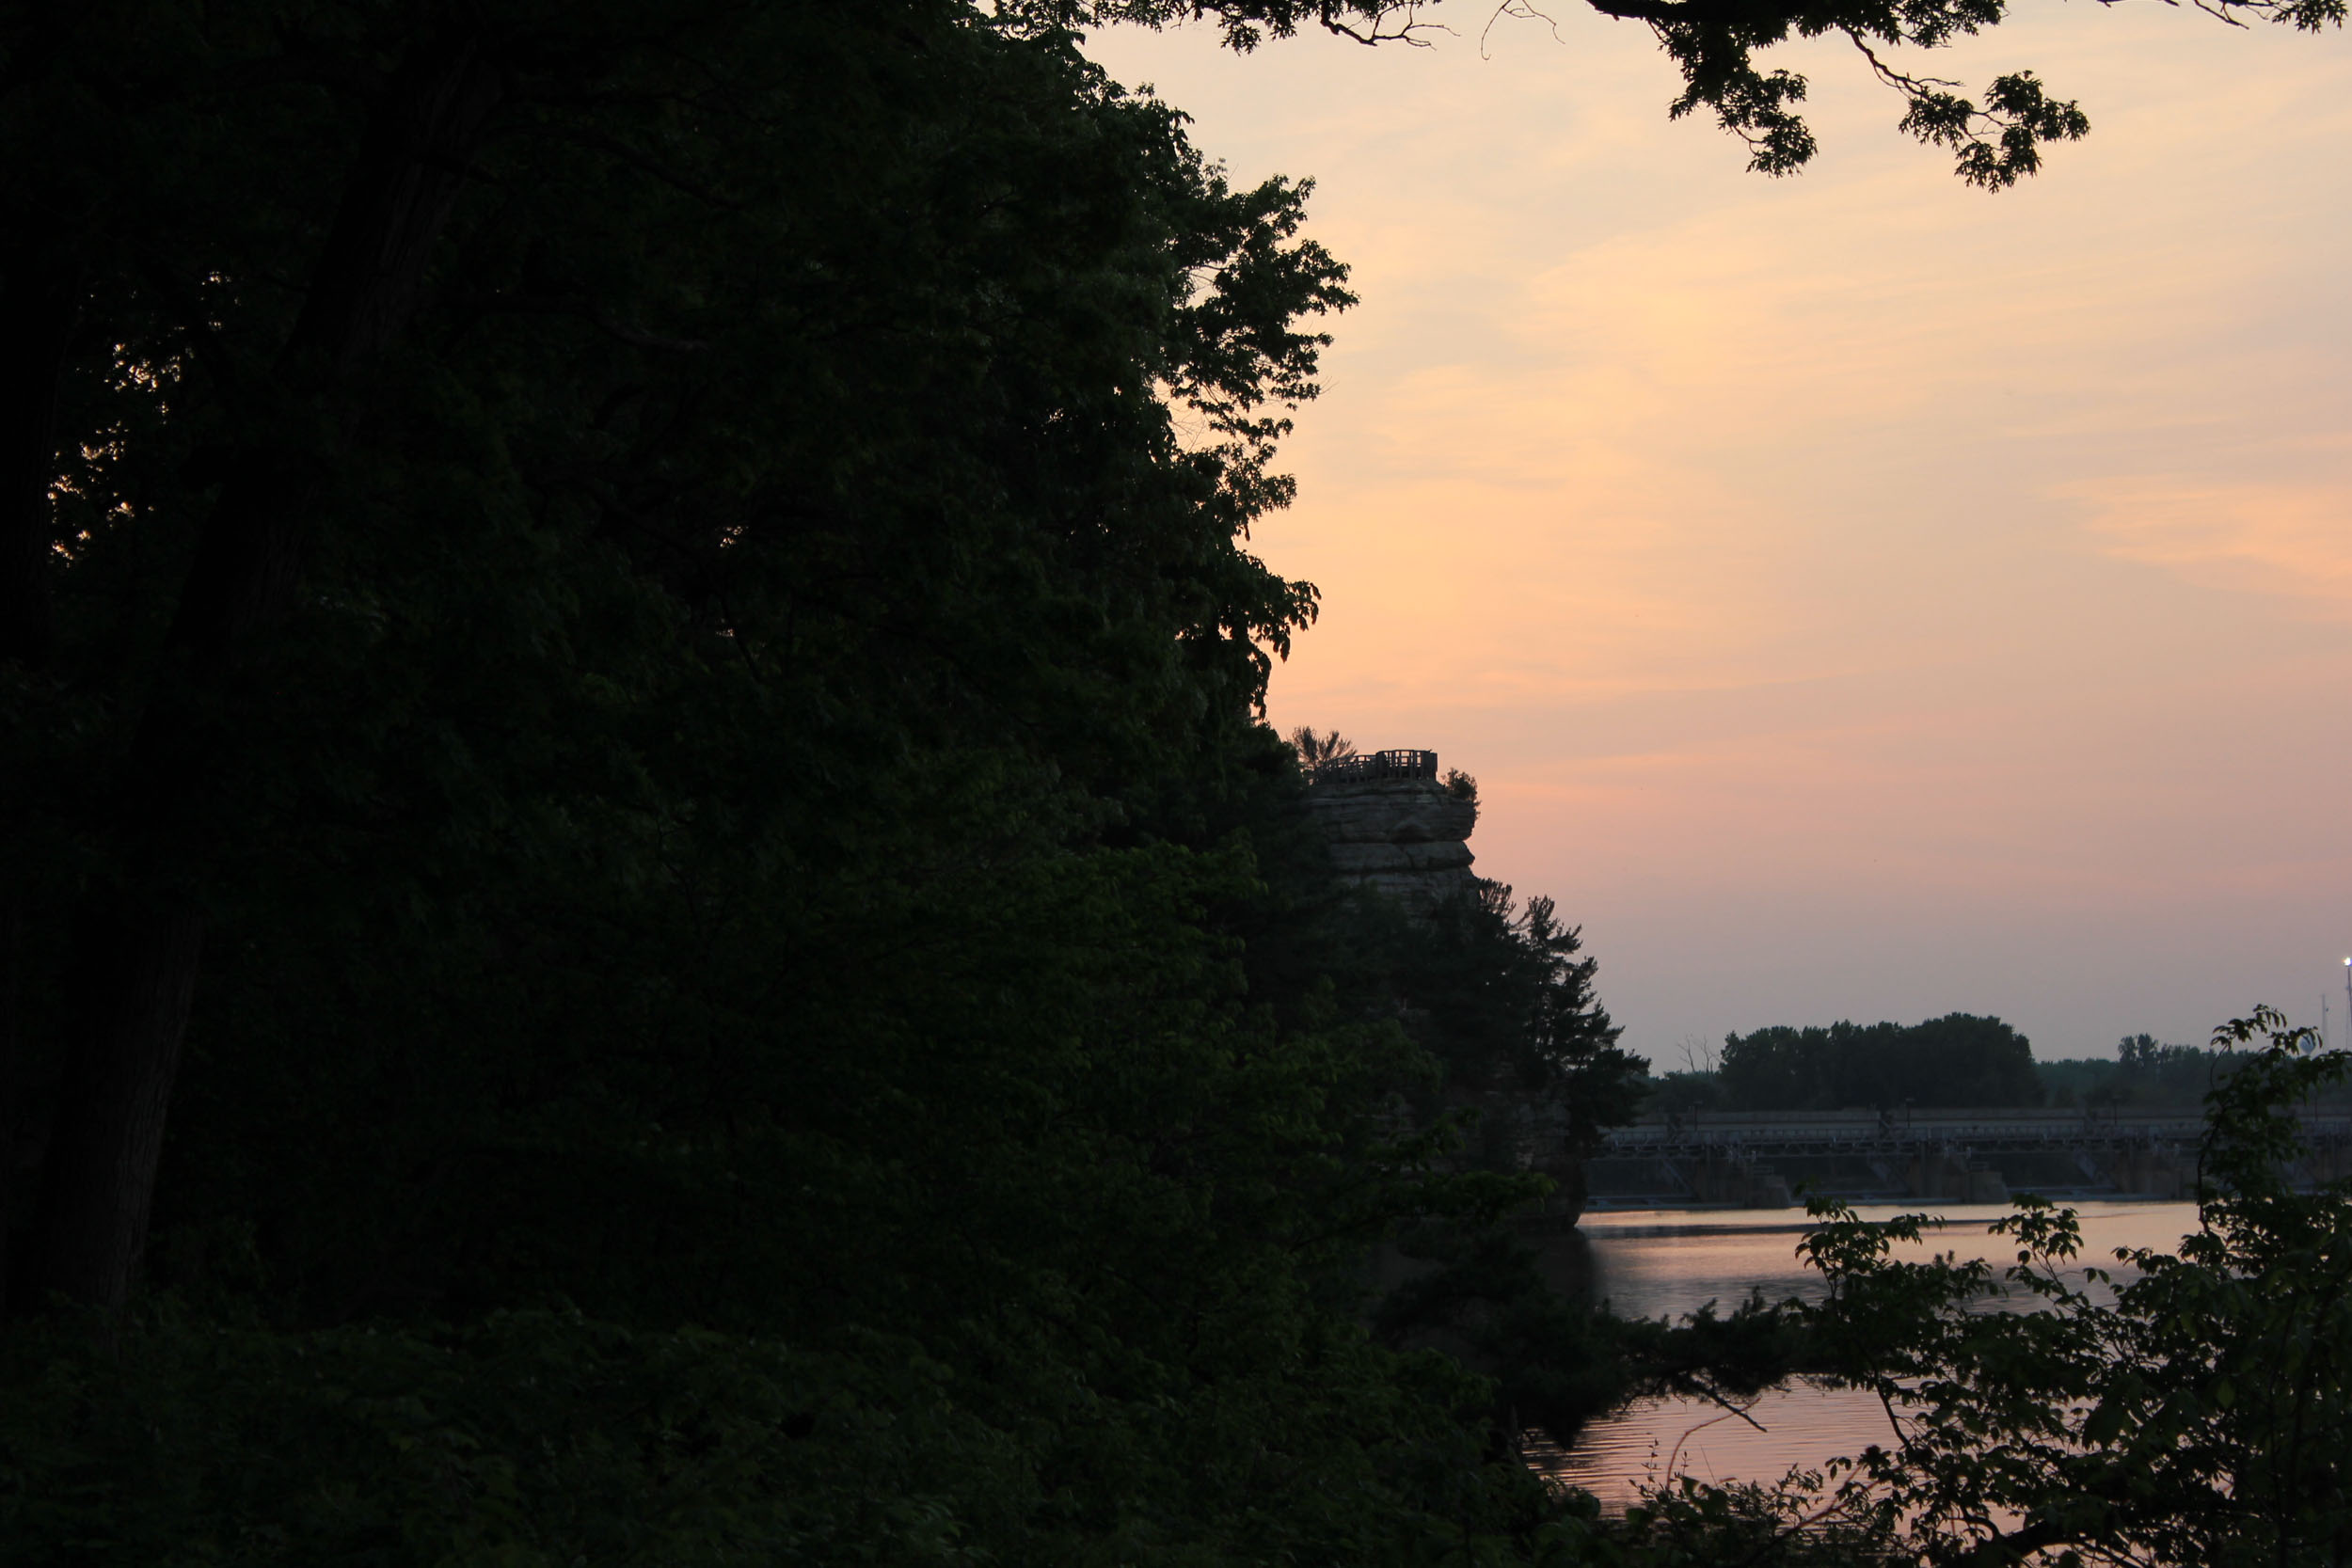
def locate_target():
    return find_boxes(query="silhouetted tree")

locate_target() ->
[1059,0,2331,190]
[1288,723,1358,771]
[1719,1013,2040,1109]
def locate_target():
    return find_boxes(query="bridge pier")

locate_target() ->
[1901,1150,2010,1203]
[2104,1148,2189,1200]
[1683,1157,1792,1209]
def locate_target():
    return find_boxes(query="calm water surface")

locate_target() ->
[1549,1200,2201,1509]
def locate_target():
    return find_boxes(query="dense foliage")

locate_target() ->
[2036,1037,2229,1108]
[1711,1014,2042,1111]
[2029,1034,2352,1109]
[0,4,1661,1563]
[1642,1023,2352,1113]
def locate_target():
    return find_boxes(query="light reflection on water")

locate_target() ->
[1543,1380,1890,1508]
[1549,1200,2201,1509]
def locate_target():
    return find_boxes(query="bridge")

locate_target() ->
[1579,1105,2352,1210]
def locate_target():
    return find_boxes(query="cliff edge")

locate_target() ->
[1299,754,1476,910]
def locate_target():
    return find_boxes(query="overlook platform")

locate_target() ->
[1298,748,1474,909]
[1309,748,1438,784]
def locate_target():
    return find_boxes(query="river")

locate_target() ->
[1544,1199,2203,1509]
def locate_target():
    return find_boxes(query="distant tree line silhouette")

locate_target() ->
[1640,1018,2352,1112]
[1711,1014,2042,1110]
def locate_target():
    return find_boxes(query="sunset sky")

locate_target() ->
[1086,5,2352,1067]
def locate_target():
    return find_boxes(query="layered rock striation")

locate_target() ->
[1301,767,1476,910]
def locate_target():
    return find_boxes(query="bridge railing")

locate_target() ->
[1598,1105,2352,1154]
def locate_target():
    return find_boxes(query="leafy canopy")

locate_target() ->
[1718,1013,2042,1109]
[1041,0,2339,187]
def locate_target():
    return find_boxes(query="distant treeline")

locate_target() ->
[1644,1022,2331,1112]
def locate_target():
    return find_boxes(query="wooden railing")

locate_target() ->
[1311,749,1438,784]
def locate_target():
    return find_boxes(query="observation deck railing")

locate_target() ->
[1311,749,1438,785]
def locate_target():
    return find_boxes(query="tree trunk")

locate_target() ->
[13,35,503,1317]
[0,244,87,1308]
[20,907,202,1311]
[0,248,79,668]
[0,896,24,1308]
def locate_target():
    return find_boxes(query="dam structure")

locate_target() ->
[1575,1105,2352,1209]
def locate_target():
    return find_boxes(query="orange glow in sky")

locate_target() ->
[1087,6,2352,1064]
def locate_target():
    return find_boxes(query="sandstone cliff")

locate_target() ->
[1300,771,1476,910]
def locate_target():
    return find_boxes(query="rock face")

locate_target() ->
[1300,776,1476,909]
[1302,757,1583,1222]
